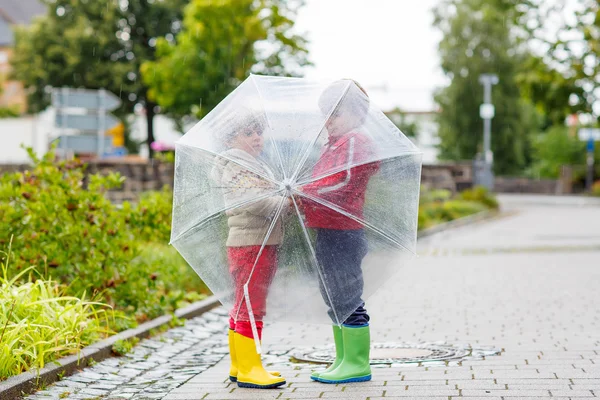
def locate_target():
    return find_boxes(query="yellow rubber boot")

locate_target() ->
[233,331,286,389]
[228,329,280,382]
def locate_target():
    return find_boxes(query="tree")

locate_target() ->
[11,0,188,157]
[433,0,539,175]
[516,55,585,129]
[540,0,600,121]
[141,0,309,120]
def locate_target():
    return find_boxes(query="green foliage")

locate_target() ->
[10,0,189,154]
[534,1,600,116]
[418,186,496,230]
[0,147,207,327]
[141,0,309,120]
[591,181,600,197]
[419,188,452,205]
[419,200,488,230]
[10,1,127,114]
[155,151,175,164]
[0,149,134,300]
[527,126,586,179]
[0,106,20,118]
[433,0,540,175]
[123,243,207,322]
[123,188,173,243]
[516,56,585,128]
[111,337,140,356]
[456,186,499,209]
[0,249,111,379]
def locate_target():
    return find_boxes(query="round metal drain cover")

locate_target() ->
[370,348,433,359]
[291,342,500,365]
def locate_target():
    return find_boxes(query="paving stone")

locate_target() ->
[549,389,596,397]
[23,201,600,400]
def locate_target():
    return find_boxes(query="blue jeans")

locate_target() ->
[315,229,370,326]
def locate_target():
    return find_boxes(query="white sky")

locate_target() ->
[295,0,447,112]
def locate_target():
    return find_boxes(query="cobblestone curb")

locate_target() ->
[0,296,220,400]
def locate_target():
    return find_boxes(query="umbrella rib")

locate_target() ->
[295,151,423,187]
[251,75,288,181]
[176,142,280,186]
[289,81,352,183]
[292,189,416,255]
[170,189,284,244]
[289,195,343,326]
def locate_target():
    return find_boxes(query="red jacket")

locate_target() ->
[301,132,380,230]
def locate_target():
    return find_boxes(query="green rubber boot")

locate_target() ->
[310,325,343,381]
[316,325,371,384]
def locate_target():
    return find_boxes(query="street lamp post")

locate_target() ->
[478,74,499,190]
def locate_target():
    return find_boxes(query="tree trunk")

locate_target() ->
[146,101,156,159]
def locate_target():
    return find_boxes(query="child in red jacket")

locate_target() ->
[302,80,379,384]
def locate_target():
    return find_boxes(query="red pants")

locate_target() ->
[228,245,277,339]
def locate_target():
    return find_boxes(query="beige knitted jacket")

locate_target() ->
[210,148,288,247]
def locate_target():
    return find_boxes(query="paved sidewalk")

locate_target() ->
[27,196,600,399]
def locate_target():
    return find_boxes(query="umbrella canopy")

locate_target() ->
[170,75,422,335]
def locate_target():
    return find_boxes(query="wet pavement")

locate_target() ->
[26,195,600,399]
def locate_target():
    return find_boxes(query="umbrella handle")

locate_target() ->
[243,284,262,355]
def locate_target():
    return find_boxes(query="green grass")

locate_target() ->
[0,248,112,380]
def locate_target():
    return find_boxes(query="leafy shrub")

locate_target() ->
[0,148,208,328]
[123,187,173,243]
[111,337,140,356]
[419,187,452,205]
[0,106,20,118]
[456,186,499,209]
[441,200,488,220]
[592,180,600,197]
[119,243,207,322]
[0,249,111,379]
[0,149,137,302]
[527,126,586,179]
[418,186,497,230]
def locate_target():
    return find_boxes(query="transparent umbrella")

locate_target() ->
[170,75,422,351]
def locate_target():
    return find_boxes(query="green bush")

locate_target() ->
[0,106,20,118]
[111,337,140,356]
[418,186,497,230]
[123,187,173,243]
[457,186,499,209]
[0,149,137,302]
[419,187,452,205]
[120,243,207,322]
[0,148,208,328]
[527,126,586,179]
[592,181,600,197]
[0,249,111,379]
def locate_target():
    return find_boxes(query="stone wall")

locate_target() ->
[0,160,174,203]
[3,159,576,199]
[420,162,474,193]
[86,160,175,203]
[493,177,560,194]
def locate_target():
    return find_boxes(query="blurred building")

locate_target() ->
[0,0,45,113]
